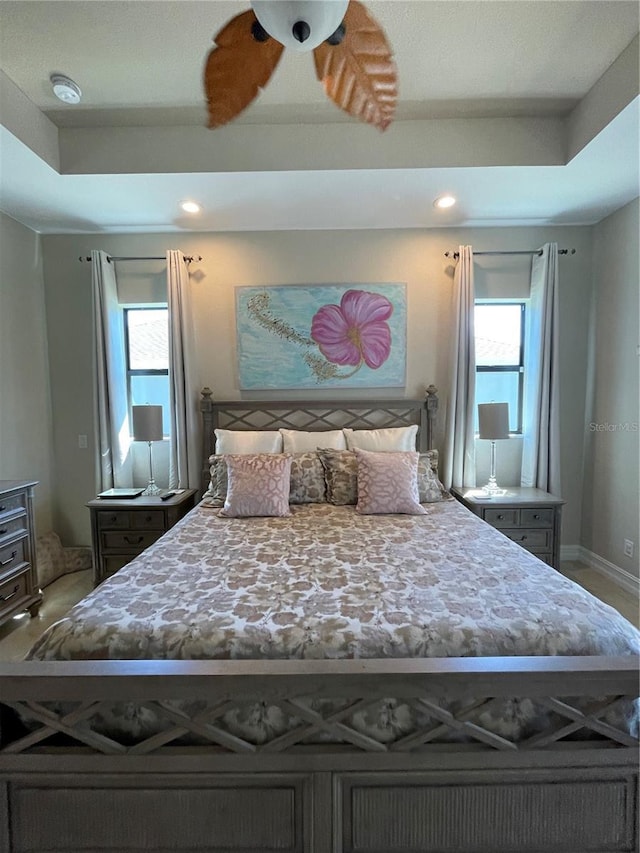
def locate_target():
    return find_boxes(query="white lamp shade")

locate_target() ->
[251,0,349,51]
[478,402,509,440]
[132,405,163,442]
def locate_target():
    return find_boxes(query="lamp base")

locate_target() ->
[141,481,161,496]
[480,474,507,497]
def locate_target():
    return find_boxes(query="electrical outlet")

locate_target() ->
[78,434,87,449]
[623,539,634,558]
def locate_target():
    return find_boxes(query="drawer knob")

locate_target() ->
[0,506,5,513]
[520,535,528,541]
[0,583,19,603]
[533,514,540,520]
[124,535,144,545]
[0,550,17,567]
[497,514,504,520]
[110,515,118,523]
[0,529,7,536]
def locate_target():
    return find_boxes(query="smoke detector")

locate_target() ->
[50,74,82,104]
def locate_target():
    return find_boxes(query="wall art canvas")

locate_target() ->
[236,283,407,390]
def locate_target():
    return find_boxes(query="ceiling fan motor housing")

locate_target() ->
[251,0,349,51]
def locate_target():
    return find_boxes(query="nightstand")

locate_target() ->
[87,490,197,586]
[451,486,564,569]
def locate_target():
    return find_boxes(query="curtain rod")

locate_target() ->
[78,254,203,263]
[444,248,576,259]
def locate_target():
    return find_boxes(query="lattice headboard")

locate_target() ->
[199,387,439,487]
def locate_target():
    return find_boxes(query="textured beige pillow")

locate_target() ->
[344,425,418,451]
[289,452,327,504]
[354,448,426,515]
[279,429,346,453]
[219,454,292,517]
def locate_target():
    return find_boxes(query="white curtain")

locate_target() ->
[521,242,561,496]
[443,245,476,489]
[167,250,200,489]
[91,250,132,491]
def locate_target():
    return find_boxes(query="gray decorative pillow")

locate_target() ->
[317,449,358,505]
[417,451,451,502]
[202,455,228,507]
[289,452,327,504]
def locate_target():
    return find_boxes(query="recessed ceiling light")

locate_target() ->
[50,73,82,105]
[434,195,456,209]
[180,201,201,214]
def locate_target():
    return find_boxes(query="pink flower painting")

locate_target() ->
[311,290,393,371]
[241,284,405,388]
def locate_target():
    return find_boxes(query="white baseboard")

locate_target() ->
[561,545,640,595]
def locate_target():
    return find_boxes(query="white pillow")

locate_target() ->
[343,425,418,452]
[214,429,283,454]
[279,428,346,453]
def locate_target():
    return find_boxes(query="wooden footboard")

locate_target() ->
[1,655,638,853]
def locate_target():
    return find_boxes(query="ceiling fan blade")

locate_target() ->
[313,0,397,131]
[203,9,284,129]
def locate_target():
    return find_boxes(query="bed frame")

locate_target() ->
[1,388,638,853]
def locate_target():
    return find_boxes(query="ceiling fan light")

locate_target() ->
[434,195,456,209]
[50,73,82,104]
[251,0,349,52]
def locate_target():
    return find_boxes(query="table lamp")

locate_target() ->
[132,405,163,496]
[478,402,509,496]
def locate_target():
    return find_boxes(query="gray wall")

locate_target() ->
[41,225,593,547]
[0,212,53,534]
[582,198,640,578]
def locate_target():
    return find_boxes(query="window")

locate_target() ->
[124,307,170,436]
[474,302,525,433]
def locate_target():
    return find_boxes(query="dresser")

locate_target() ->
[0,480,42,627]
[451,486,564,569]
[87,490,198,586]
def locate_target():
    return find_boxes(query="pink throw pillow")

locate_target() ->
[354,448,426,515]
[219,454,292,517]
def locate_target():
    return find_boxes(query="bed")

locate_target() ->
[1,389,638,853]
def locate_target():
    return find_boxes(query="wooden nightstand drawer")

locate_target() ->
[132,510,165,530]
[97,510,131,530]
[483,508,519,527]
[520,508,554,527]
[102,530,163,552]
[503,528,551,552]
[0,539,25,577]
[0,566,29,618]
[102,555,133,579]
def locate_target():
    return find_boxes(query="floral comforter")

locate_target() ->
[27,501,640,744]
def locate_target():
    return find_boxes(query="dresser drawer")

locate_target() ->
[0,539,25,578]
[101,530,163,552]
[503,528,551,552]
[483,508,519,528]
[0,491,27,520]
[0,514,28,544]
[0,566,29,619]
[520,508,554,527]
